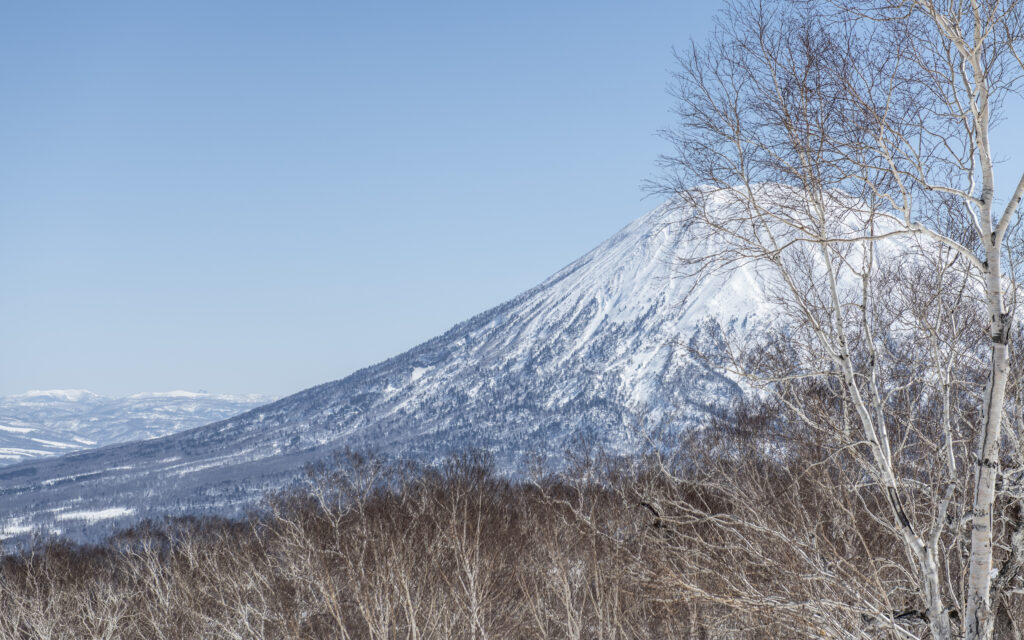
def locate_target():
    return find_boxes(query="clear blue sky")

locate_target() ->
[0,1,723,397]
[2,2,1022,398]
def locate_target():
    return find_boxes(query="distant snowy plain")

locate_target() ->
[0,390,272,465]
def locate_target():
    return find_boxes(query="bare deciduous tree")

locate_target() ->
[658,0,1024,637]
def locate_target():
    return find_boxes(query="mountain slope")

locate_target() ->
[0,204,772,542]
[0,390,273,465]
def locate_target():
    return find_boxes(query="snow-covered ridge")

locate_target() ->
[14,389,100,402]
[0,391,274,466]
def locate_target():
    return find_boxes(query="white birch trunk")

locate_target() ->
[964,252,1009,640]
[821,239,954,639]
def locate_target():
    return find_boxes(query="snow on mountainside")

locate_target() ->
[0,203,775,542]
[0,391,273,465]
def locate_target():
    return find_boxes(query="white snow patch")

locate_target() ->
[0,521,36,539]
[411,367,431,382]
[127,390,205,399]
[56,507,134,523]
[41,470,103,486]
[29,438,77,449]
[0,424,35,434]
[0,447,52,458]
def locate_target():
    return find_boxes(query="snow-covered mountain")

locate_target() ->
[0,203,773,542]
[0,390,272,465]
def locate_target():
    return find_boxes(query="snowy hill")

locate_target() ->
[0,390,272,465]
[0,203,773,542]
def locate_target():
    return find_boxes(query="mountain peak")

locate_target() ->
[0,203,773,541]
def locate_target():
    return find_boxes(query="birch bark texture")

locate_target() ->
[659,1,1024,638]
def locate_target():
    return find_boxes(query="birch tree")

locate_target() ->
[660,1,1024,638]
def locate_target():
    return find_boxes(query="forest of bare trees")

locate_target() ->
[0,400,1020,640]
[655,0,1024,637]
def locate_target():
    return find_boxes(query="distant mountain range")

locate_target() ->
[0,203,772,542]
[0,390,272,465]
